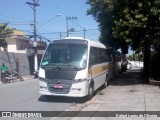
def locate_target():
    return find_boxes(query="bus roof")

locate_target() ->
[52,37,107,49]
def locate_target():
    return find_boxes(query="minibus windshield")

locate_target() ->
[41,43,88,70]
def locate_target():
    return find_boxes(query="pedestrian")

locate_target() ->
[0,63,9,81]
[121,58,128,74]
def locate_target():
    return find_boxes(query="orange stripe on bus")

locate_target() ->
[88,64,109,77]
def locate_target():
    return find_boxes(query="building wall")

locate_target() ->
[6,38,17,52]
[6,36,30,53]
[16,38,28,50]
[0,51,30,76]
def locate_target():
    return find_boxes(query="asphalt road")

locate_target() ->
[0,79,87,117]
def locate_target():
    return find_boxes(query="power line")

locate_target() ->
[38,28,99,39]
[38,0,60,7]
[37,35,52,42]
[9,23,33,25]
[0,14,33,22]
[39,28,98,35]
[40,31,66,35]
[34,26,99,38]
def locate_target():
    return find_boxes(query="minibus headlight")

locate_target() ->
[39,77,46,82]
[73,78,87,83]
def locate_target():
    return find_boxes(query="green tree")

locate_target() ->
[128,54,143,61]
[0,23,13,50]
[87,0,160,83]
[86,0,128,53]
[113,0,160,82]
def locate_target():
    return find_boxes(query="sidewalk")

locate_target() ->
[58,68,160,120]
[22,75,34,80]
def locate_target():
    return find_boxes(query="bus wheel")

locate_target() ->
[88,84,94,100]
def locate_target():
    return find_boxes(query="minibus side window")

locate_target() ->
[89,47,95,67]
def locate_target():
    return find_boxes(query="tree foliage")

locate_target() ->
[0,23,13,50]
[87,0,160,53]
[127,54,143,61]
[113,0,160,52]
[86,0,128,53]
[113,0,160,82]
[87,0,160,82]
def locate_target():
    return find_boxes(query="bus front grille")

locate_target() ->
[46,79,73,94]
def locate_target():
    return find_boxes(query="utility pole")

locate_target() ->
[60,32,62,39]
[66,17,69,37]
[26,0,40,72]
[84,27,86,39]
[66,16,77,37]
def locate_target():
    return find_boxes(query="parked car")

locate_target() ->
[127,62,133,69]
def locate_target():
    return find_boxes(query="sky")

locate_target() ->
[0,0,100,41]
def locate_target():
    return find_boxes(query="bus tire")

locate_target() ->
[87,82,94,100]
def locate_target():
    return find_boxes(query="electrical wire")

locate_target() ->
[0,14,33,23]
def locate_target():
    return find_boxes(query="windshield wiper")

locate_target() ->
[60,64,79,70]
[44,64,62,70]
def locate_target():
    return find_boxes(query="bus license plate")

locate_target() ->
[53,84,63,89]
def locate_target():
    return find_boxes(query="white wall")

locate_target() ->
[6,36,29,53]
[130,61,143,68]
[6,38,17,52]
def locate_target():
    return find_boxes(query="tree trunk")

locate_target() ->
[143,39,151,84]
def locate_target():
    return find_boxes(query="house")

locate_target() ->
[2,29,44,74]
[5,29,30,53]
[4,28,45,54]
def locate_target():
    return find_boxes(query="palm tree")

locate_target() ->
[0,23,13,51]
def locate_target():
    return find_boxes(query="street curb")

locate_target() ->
[50,94,98,120]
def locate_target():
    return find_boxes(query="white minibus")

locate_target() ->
[38,37,112,99]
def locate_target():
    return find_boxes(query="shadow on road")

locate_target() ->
[108,68,146,86]
[38,95,88,103]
